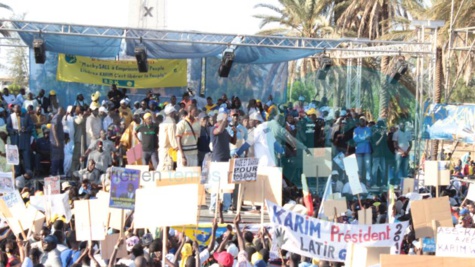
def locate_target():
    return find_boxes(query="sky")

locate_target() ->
[1,0,277,35]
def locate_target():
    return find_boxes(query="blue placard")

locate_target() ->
[109,167,141,210]
[422,237,436,253]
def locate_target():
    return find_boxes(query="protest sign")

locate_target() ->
[44,176,61,195]
[267,200,408,262]
[345,242,390,267]
[0,172,14,192]
[358,209,373,225]
[333,152,345,171]
[243,166,282,206]
[206,162,235,194]
[323,199,348,220]
[348,174,363,195]
[29,193,72,222]
[5,145,19,165]
[109,167,141,210]
[411,196,452,238]
[100,233,127,260]
[173,223,229,246]
[0,190,29,236]
[436,227,475,257]
[422,237,435,253]
[75,199,108,241]
[402,178,415,194]
[380,254,475,267]
[228,158,259,183]
[134,184,198,229]
[303,148,332,177]
[343,154,359,177]
[424,161,450,186]
[466,183,475,202]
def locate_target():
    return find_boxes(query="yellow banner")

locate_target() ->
[56,54,187,88]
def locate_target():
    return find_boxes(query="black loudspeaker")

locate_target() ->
[33,39,46,64]
[134,46,148,73]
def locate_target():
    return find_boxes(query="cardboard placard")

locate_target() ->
[345,242,390,267]
[303,148,332,177]
[134,184,199,229]
[100,233,127,260]
[380,254,475,267]
[29,193,72,222]
[5,145,19,165]
[109,167,141,210]
[358,208,373,225]
[348,174,363,195]
[410,196,453,238]
[206,162,235,194]
[95,191,127,231]
[436,227,475,257]
[228,158,259,183]
[44,176,61,195]
[466,183,475,202]
[74,199,108,241]
[343,154,359,177]
[323,199,347,219]
[0,172,14,192]
[243,166,282,206]
[424,161,450,186]
[0,191,30,236]
[126,143,143,165]
[402,178,415,194]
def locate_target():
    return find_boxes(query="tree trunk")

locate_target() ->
[431,47,443,160]
[378,56,390,119]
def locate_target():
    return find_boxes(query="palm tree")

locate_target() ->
[254,0,337,78]
[424,0,475,101]
[334,0,426,119]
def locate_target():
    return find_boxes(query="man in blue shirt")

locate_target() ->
[353,116,372,187]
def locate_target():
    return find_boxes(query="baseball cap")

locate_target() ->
[49,90,56,96]
[213,252,234,267]
[44,235,58,245]
[62,181,71,191]
[306,108,317,116]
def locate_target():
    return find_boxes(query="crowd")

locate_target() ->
[0,85,473,267]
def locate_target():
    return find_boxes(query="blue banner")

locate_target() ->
[422,103,475,143]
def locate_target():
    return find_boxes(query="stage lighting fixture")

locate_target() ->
[134,46,148,73]
[389,56,408,84]
[33,39,46,64]
[218,48,235,78]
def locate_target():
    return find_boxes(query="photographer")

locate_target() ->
[7,104,34,175]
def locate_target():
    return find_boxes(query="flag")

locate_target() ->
[317,173,333,219]
[301,174,314,216]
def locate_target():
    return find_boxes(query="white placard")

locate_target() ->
[343,154,359,177]
[436,227,475,258]
[6,145,19,165]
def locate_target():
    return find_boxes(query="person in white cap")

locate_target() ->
[233,111,277,167]
[62,105,75,138]
[86,102,102,147]
[119,99,133,128]
[157,104,178,171]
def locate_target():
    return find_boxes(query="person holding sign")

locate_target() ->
[7,104,34,174]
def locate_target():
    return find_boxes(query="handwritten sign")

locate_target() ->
[436,227,475,257]
[44,176,61,195]
[268,200,408,262]
[229,158,259,183]
[5,145,19,165]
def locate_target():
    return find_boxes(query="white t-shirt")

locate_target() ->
[392,129,411,153]
[248,122,276,167]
